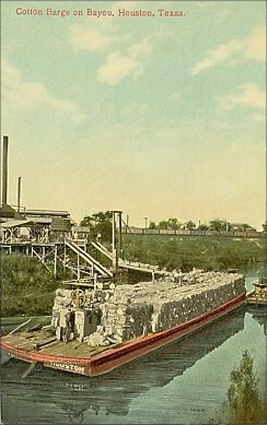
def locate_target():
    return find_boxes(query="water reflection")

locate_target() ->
[1,307,247,424]
[246,305,267,335]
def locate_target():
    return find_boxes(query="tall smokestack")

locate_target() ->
[17,176,22,213]
[2,135,9,205]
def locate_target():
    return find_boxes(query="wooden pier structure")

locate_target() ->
[0,211,166,284]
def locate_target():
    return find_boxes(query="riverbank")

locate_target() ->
[1,236,265,317]
[1,255,59,317]
[122,234,266,272]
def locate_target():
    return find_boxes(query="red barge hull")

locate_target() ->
[1,294,246,376]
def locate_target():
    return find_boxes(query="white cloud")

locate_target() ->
[69,17,153,85]
[2,58,86,123]
[70,24,117,52]
[243,27,266,61]
[191,39,243,75]
[97,38,152,85]
[191,27,265,75]
[217,83,265,111]
[97,51,141,85]
[129,37,152,56]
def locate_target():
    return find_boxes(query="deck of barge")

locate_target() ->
[2,330,116,358]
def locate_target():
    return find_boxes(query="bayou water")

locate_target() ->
[1,267,266,425]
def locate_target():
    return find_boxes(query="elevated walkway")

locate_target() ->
[91,240,169,278]
[1,235,169,282]
[65,238,113,278]
[91,241,113,261]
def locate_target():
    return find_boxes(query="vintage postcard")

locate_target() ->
[1,1,266,424]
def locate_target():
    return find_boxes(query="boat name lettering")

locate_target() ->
[44,362,84,374]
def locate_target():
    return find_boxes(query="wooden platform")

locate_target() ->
[2,329,114,358]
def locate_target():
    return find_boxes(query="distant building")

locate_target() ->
[24,209,70,219]
[0,204,24,222]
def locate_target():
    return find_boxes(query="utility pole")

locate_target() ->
[17,176,21,213]
[111,210,123,270]
[2,135,9,205]
[111,211,117,270]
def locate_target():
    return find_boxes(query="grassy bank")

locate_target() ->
[122,235,266,272]
[1,254,60,317]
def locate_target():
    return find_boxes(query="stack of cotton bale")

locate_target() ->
[97,271,245,342]
[101,284,154,341]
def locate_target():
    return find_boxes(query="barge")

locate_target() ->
[1,270,246,376]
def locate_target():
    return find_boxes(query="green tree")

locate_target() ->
[167,218,181,230]
[198,223,208,230]
[80,211,112,242]
[185,220,196,230]
[149,221,157,229]
[158,220,170,230]
[223,350,266,424]
[209,218,229,231]
[158,218,181,230]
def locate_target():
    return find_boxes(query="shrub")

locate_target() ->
[210,350,267,424]
[1,254,59,317]
[224,350,267,424]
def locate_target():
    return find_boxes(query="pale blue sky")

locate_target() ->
[1,1,266,228]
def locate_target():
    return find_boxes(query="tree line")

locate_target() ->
[148,218,258,232]
[79,212,264,242]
